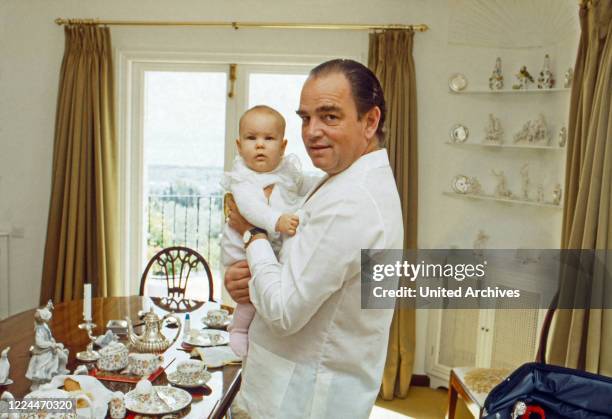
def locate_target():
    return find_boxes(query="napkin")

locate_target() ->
[194,346,241,368]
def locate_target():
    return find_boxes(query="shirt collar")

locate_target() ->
[336,148,389,178]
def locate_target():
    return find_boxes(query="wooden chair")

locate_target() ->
[446,306,557,418]
[139,246,215,302]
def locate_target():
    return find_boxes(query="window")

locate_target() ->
[142,70,227,297]
[122,55,339,299]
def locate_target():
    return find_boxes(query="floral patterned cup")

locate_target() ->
[123,353,163,377]
[176,360,207,384]
[205,309,229,327]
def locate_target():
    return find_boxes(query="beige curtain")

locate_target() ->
[548,0,612,376]
[369,30,418,399]
[40,25,120,304]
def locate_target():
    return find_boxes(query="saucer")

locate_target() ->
[201,316,232,329]
[184,330,229,347]
[166,370,212,388]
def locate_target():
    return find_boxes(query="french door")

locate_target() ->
[123,57,321,298]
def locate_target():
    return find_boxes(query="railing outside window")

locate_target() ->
[146,193,223,274]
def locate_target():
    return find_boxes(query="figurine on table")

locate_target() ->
[25,300,69,390]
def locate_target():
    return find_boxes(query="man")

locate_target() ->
[226,59,404,419]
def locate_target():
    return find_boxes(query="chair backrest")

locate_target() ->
[139,246,215,301]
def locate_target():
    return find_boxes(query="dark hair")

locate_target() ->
[309,59,386,145]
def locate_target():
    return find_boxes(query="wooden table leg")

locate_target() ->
[447,378,458,419]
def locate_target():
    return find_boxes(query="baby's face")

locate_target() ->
[237,111,287,173]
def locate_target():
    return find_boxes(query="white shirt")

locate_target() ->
[241,149,404,419]
[220,155,319,266]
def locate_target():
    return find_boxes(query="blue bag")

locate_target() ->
[483,362,612,418]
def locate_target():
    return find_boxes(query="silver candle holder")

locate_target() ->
[76,321,100,362]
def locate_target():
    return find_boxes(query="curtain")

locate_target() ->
[40,25,120,304]
[548,0,612,376]
[369,29,418,399]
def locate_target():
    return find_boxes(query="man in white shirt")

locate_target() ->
[225,59,404,419]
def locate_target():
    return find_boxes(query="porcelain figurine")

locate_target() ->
[491,170,512,198]
[513,66,534,90]
[484,113,503,144]
[513,114,550,145]
[488,57,504,90]
[0,348,10,385]
[552,184,562,205]
[564,67,573,88]
[25,300,69,390]
[473,230,490,255]
[467,176,482,195]
[536,184,545,203]
[558,127,568,147]
[1,390,19,419]
[537,54,555,89]
[520,164,530,200]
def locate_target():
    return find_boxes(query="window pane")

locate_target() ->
[248,73,322,175]
[143,71,227,299]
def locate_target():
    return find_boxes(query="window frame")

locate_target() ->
[117,50,358,297]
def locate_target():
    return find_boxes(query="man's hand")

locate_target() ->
[276,213,299,236]
[227,195,253,235]
[224,260,252,304]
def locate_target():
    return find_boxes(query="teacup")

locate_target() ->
[205,309,229,327]
[175,360,207,384]
[122,353,163,377]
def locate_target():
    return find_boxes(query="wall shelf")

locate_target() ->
[443,191,562,209]
[449,87,570,95]
[445,141,564,151]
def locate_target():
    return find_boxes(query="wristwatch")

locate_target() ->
[243,227,267,245]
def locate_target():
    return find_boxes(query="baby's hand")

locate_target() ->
[276,213,300,236]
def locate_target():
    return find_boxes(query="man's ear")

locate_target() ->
[363,106,381,141]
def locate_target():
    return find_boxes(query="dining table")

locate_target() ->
[0,296,242,418]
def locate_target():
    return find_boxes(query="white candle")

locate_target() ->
[83,283,92,322]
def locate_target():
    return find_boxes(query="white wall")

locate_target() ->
[0,0,579,375]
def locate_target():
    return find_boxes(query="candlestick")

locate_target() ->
[76,321,99,362]
[83,283,92,322]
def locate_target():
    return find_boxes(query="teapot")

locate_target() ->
[126,308,181,353]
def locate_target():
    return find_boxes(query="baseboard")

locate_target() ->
[410,374,430,387]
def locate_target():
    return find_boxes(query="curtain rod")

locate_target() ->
[54,18,429,32]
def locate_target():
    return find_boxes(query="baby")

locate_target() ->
[221,105,319,357]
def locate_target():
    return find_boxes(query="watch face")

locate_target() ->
[242,230,252,244]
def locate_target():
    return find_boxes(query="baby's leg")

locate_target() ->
[228,303,256,357]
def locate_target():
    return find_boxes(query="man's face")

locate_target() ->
[236,111,287,173]
[297,72,380,175]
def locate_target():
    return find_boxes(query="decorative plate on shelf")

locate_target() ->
[125,386,191,415]
[450,124,469,143]
[449,73,468,92]
[451,175,471,194]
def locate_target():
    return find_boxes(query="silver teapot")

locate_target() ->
[126,308,181,353]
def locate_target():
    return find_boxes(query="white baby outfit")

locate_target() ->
[221,154,320,356]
